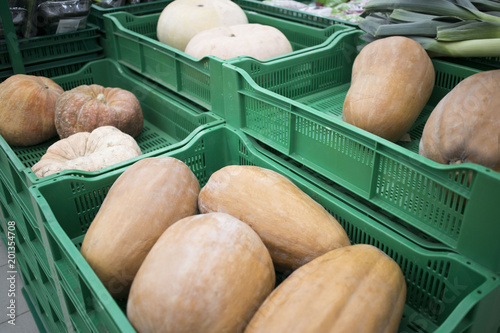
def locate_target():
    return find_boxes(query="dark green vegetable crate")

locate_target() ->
[0,173,65,333]
[88,0,172,31]
[0,58,223,237]
[220,28,500,276]
[27,124,500,333]
[102,9,354,112]
[0,23,104,82]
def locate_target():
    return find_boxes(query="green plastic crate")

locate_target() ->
[233,0,358,27]
[0,176,69,332]
[89,0,171,30]
[22,287,49,333]
[102,9,353,112]
[0,58,223,230]
[29,125,500,333]
[0,172,51,281]
[221,29,500,275]
[0,24,103,76]
[0,52,106,83]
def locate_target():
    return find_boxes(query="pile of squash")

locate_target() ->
[0,74,145,177]
[342,35,500,173]
[156,0,293,60]
[80,158,407,333]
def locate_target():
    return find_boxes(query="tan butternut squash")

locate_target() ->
[419,69,500,172]
[343,36,435,142]
[127,212,275,333]
[198,165,350,272]
[80,156,200,298]
[245,244,407,333]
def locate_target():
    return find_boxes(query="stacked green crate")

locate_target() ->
[0,58,224,330]
[219,29,500,277]
[28,124,500,332]
[101,9,354,112]
[0,1,105,82]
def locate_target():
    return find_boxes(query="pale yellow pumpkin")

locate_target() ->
[185,23,293,60]
[157,0,248,52]
[31,126,142,178]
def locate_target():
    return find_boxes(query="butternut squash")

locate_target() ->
[80,156,199,298]
[127,212,275,333]
[419,69,500,172]
[245,244,407,333]
[198,165,350,272]
[343,36,435,142]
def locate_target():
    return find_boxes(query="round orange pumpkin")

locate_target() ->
[0,74,63,146]
[54,84,144,139]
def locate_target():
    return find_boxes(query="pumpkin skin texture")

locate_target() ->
[245,244,407,333]
[80,156,200,299]
[0,74,63,146]
[31,126,142,178]
[157,0,248,52]
[419,70,500,172]
[55,84,143,139]
[185,23,293,60]
[127,212,275,333]
[343,36,435,142]
[198,165,351,273]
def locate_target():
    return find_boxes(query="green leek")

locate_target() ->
[410,37,500,57]
[436,21,500,41]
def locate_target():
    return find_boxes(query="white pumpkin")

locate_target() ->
[156,0,248,52]
[31,126,142,178]
[185,23,293,60]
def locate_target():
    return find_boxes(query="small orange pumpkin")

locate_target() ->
[0,74,63,146]
[54,84,144,139]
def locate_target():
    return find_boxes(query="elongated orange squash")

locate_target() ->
[198,165,350,272]
[245,244,407,333]
[343,36,435,142]
[127,212,275,333]
[80,156,199,298]
[419,69,500,172]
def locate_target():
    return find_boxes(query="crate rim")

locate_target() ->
[102,9,354,64]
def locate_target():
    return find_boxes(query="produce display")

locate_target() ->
[2,0,500,332]
[342,36,435,142]
[156,0,249,52]
[184,23,293,60]
[80,156,200,298]
[245,244,407,333]
[0,74,64,146]
[31,126,142,177]
[54,83,144,139]
[156,0,293,60]
[127,212,275,333]
[359,0,500,58]
[198,165,351,272]
[419,69,500,172]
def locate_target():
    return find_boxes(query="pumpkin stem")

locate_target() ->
[96,93,106,104]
